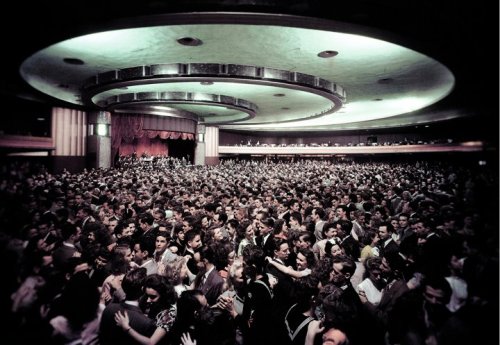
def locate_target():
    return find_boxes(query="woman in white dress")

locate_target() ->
[357,256,385,305]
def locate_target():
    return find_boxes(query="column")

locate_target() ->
[194,124,206,165]
[87,111,112,169]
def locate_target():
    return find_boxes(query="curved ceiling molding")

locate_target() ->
[103,90,258,124]
[83,62,345,124]
[19,12,456,131]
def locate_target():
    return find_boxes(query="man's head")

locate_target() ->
[134,237,155,265]
[423,276,452,307]
[122,267,147,300]
[322,328,349,345]
[185,230,202,250]
[273,239,290,261]
[377,222,394,241]
[155,231,169,254]
[422,276,452,322]
[330,255,355,287]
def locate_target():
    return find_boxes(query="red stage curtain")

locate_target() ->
[111,114,195,160]
[119,136,168,156]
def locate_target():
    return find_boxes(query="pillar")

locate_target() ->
[194,124,206,165]
[87,111,112,169]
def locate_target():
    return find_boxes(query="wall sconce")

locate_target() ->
[96,124,108,136]
[197,124,206,143]
[89,123,110,136]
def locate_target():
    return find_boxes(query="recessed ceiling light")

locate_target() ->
[378,78,394,84]
[318,50,339,58]
[63,58,84,65]
[177,37,203,46]
[425,125,430,127]
[36,117,45,121]
[200,81,214,85]
[273,93,286,97]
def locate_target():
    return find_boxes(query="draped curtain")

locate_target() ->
[111,114,195,160]
[52,107,87,156]
[119,136,170,156]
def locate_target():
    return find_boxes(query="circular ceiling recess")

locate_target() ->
[20,12,456,131]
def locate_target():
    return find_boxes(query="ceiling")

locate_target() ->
[1,1,498,135]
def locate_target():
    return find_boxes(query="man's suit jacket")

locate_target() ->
[364,278,409,326]
[266,259,295,316]
[256,234,275,257]
[380,238,399,258]
[197,269,225,306]
[419,233,448,276]
[99,301,156,345]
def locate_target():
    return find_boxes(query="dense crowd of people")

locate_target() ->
[0,156,497,345]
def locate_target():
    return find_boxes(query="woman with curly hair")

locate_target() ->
[265,247,316,279]
[236,220,256,257]
[162,255,193,298]
[114,274,177,345]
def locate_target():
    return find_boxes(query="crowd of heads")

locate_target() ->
[1,156,497,345]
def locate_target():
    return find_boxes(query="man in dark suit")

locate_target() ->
[40,198,58,225]
[388,276,452,345]
[75,206,95,232]
[377,222,399,258]
[265,238,293,292]
[415,219,449,277]
[52,223,82,271]
[359,251,409,328]
[255,217,275,257]
[195,245,225,306]
[99,268,155,345]
[329,255,386,345]
[261,238,295,344]
[337,219,361,260]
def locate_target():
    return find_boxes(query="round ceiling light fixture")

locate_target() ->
[63,58,84,65]
[177,37,203,46]
[378,78,395,84]
[318,50,339,58]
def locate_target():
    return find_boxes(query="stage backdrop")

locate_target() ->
[111,114,195,160]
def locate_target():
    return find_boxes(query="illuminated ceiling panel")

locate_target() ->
[20,13,456,131]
